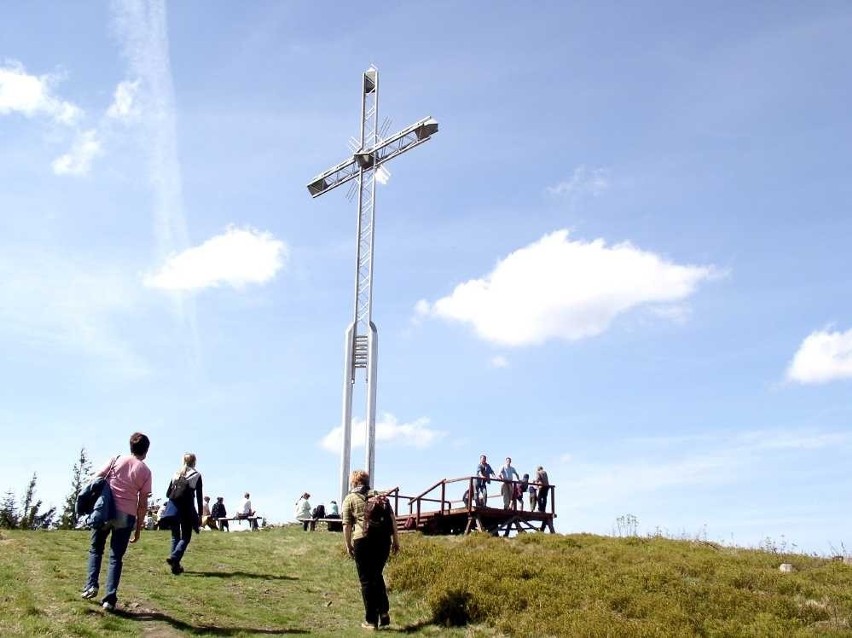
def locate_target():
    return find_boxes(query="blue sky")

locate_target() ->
[2,1,851,552]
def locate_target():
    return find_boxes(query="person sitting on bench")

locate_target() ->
[200,496,219,530]
[237,492,259,530]
[326,500,342,532]
[211,497,229,531]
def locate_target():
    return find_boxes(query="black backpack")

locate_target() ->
[312,504,326,519]
[363,493,394,538]
[168,473,190,501]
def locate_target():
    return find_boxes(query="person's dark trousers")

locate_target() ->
[170,518,194,565]
[218,519,229,531]
[353,535,391,625]
[537,486,549,512]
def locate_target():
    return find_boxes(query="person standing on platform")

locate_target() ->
[499,457,520,509]
[475,455,495,506]
[536,465,550,512]
[516,473,530,510]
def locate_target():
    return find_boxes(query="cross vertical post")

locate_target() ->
[307,67,439,501]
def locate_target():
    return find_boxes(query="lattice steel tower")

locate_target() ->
[307,66,438,501]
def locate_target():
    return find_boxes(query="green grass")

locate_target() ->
[2,526,852,636]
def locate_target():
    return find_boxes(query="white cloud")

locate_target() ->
[144,226,287,292]
[648,304,692,323]
[786,328,852,384]
[547,165,610,199]
[320,413,446,454]
[416,230,717,346]
[110,0,202,364]
[111,0,191,291]
[52,129,102,176]
[490,355,509,368]
[106,79,141,120]
[0,61,82,125]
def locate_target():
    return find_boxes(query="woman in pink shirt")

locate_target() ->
[81,432,152,612]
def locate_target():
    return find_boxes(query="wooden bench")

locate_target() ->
[298,517,343,531]
[217,516,262,530]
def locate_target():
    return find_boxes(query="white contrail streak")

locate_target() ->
[111,0,199,359]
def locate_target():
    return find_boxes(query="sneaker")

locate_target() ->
[360,621,377,630]
[379,614,391,627]
[102,601,115,612]
[81,586,98,599]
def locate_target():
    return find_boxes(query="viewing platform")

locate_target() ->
[385,476,557,537]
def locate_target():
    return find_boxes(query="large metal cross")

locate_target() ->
[307,66,438,501]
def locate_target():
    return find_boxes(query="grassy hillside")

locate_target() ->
[2,525,852,637]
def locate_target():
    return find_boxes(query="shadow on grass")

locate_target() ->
[399,619,437,633]
[186,570,298,580]
[112,608,309,635]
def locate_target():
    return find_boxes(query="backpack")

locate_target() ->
[363,493,395,538]
[168,473,190,501]
[312,504,326,519]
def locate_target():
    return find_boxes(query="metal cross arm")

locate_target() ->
[306,116,439,198]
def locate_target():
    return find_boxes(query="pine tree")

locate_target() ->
[16,473,55,530]
[18,473,37,529]
[0,489,18,529]
[30,504,56,529]
[59,448,91,529]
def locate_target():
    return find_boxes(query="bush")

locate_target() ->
[388,532,852,637]
[429,588,481,626]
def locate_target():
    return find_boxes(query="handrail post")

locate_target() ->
[548,485,556,533]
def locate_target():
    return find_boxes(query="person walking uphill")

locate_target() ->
[342,470,400,631]
[81,432,152,612]
[165,453,203,574]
